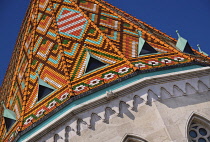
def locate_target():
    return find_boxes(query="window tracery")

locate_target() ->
[188,115,210,142]
[122,134,148,142]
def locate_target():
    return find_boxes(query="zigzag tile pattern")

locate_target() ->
[24,72,210,142]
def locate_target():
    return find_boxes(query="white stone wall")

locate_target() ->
[26,67,210,142]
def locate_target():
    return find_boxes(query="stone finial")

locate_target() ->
[137,30,142,37]
[84,44,89,51]
[35,70,40,79]
[176,30,181,38]
[197,44,208,56]
[1,101,6,109]
[106,90,114,99]
[197,44,202,52]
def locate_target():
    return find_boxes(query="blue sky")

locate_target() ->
[0,0,210,84]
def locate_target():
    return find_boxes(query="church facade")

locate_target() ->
[0,0,210,142]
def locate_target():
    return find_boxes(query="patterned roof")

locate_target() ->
[0,0,210,141]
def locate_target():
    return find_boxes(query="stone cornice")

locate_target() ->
[16,66,210,142]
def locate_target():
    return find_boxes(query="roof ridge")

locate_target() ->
[70,0,136,70]
[100,0,177,42]
[93,0,187,58]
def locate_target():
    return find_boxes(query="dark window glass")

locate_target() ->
[198,138,206,142]
[183,42,194,55]
[199,128,207,136]
[189,130,197,138]
[139,42,157,55]
[38,85,54,101]
[207,137,210,141]
[4,117,16,132]
[86,57,106,73]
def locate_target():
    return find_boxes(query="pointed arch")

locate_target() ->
[132,95,144,112]
[187,113,210,142]
[160,87,171,100]
[90,113,101,130]
[54,134,59,142]
[119,101,135,120]
[121,134,148,142]
[198,80,209,93]
[185,83,197,95]
[104,107,115,123]
[65,126,71,142]
[76,119,88,135]
[173,85,185,97]
[147,89,160,105]
[119,101,130,117]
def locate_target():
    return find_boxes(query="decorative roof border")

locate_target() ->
[14,62,210,142]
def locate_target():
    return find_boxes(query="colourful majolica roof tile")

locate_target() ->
[0,0,210,141]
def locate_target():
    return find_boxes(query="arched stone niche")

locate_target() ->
[122,134,148,142]
[187,114,210,142]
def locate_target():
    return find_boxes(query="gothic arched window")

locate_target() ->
[122,134,148,142]
[188,114,210,142]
